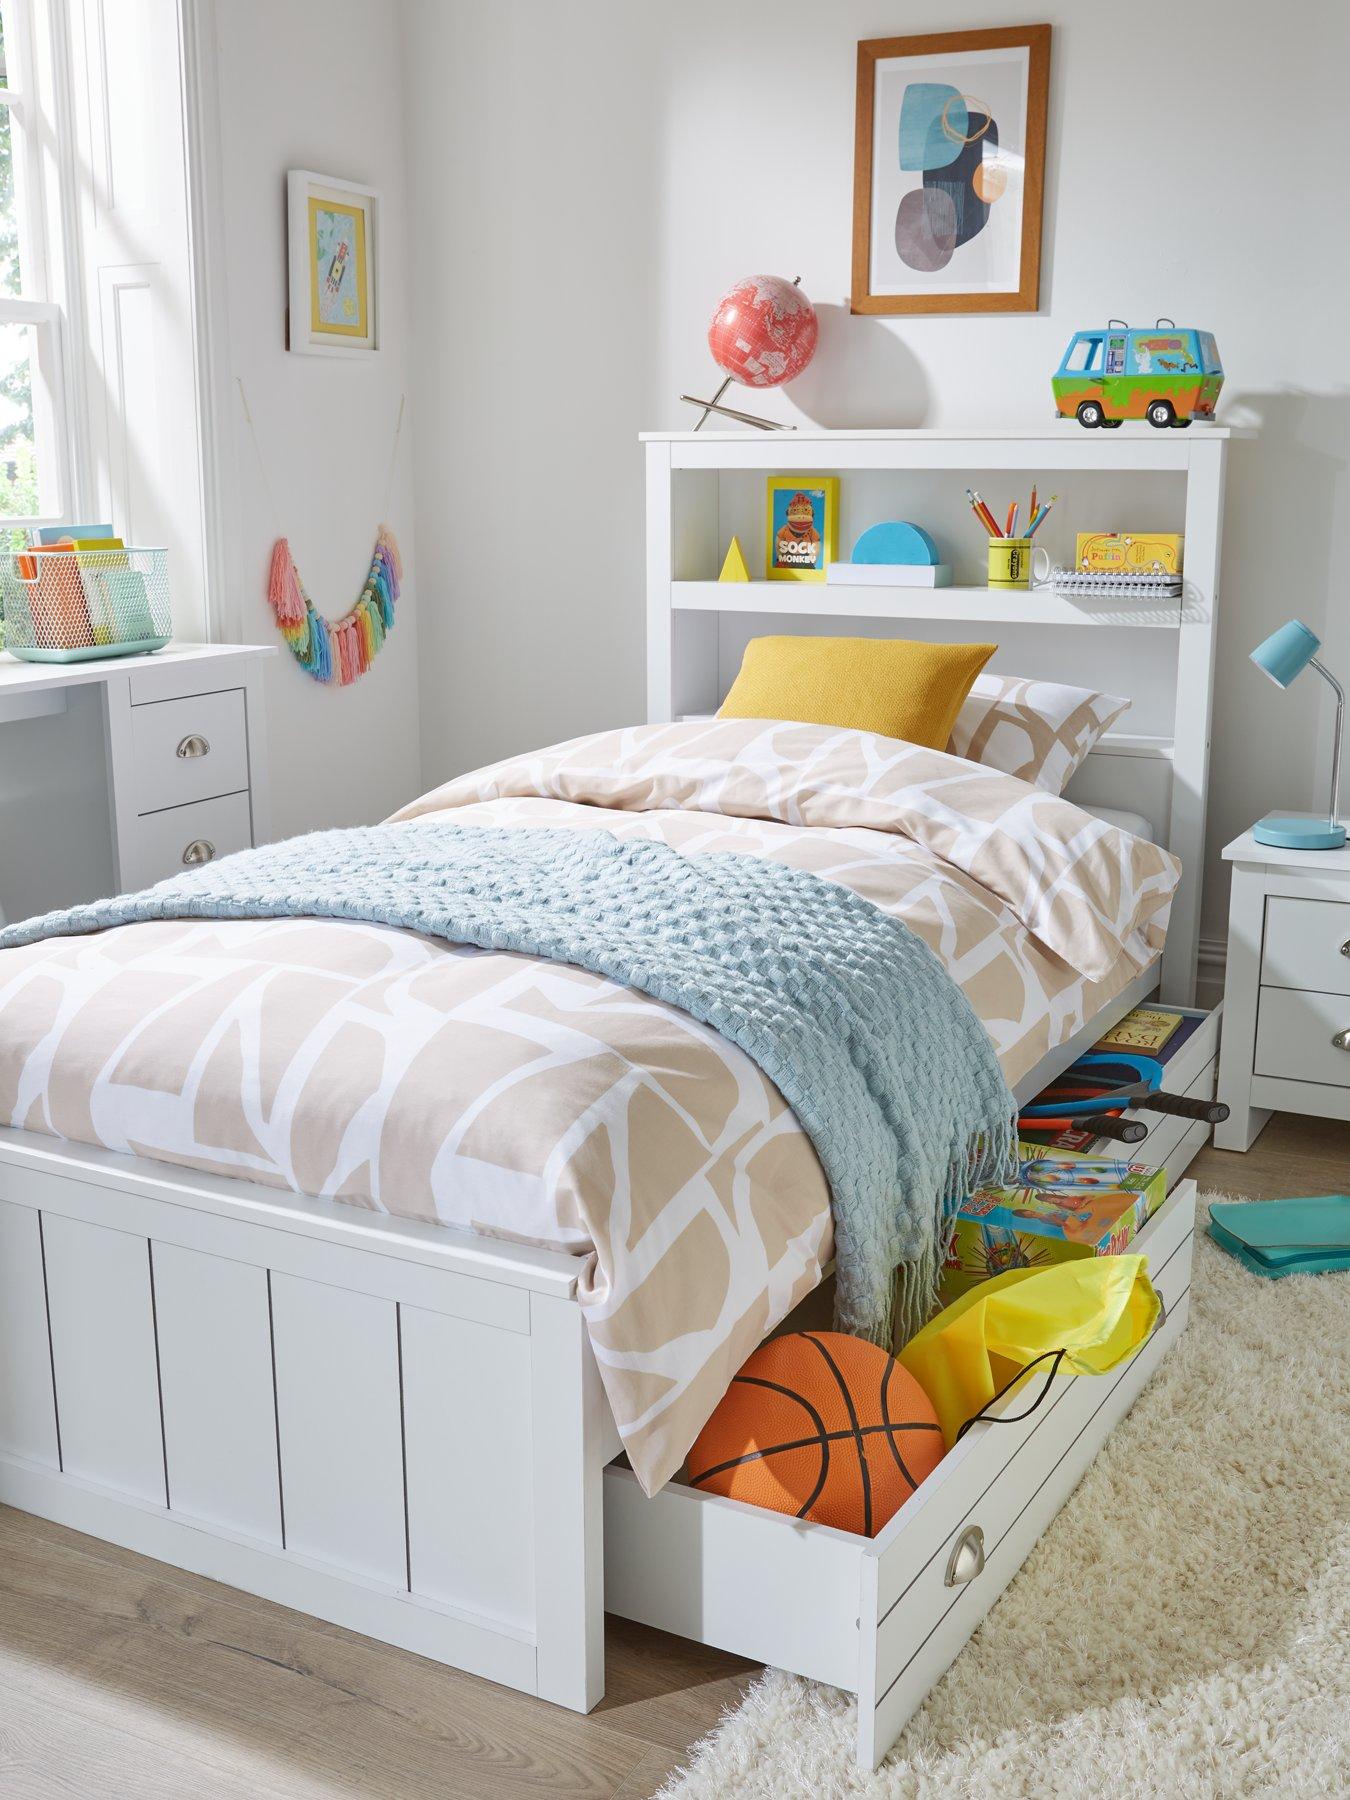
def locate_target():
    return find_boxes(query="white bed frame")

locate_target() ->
[0,426,1235,1745]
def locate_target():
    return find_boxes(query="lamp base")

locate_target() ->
[1253,813,1347,851]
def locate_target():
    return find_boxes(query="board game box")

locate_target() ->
[940,1142,1169,1304]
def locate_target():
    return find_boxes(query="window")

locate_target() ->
[1064,336,1102,374]
[0,0,71,534]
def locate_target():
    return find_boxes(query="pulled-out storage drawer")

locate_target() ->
[1260,896,1350,998]
[130,688,249,814]
[605,1180,1196,1773]
[117,791,253,890]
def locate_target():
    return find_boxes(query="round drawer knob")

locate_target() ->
[944,1524,985,1588]
[176,734,211,759]
[182,839,215,866]
[1332,1028,1350,1053]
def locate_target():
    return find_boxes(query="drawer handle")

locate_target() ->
[944,1525,985,1588]
[1341,939,1350,958]
[1333,1028,1350,1053]
[176,734,211,759]
[182,839,215,866]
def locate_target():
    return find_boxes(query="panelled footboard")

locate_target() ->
[0,1134,614,1711]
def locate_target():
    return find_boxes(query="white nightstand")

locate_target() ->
[1215,823,1350,1150]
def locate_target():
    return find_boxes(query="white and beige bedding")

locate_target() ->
[0,720,1179,1491]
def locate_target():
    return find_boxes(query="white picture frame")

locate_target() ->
[286,170,380,357]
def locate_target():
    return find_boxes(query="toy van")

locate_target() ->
[1053,321,1223,428]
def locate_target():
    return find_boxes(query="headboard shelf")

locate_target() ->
[646,426,1242,1003]
[671,580,1185,631]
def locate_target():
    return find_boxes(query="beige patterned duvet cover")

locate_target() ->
[0,721,1179,1491]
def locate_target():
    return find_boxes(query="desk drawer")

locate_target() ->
[130,689,249,814]
[1255,986,1350,1089]
[118,792,253,891]
[1261,896,1350,998]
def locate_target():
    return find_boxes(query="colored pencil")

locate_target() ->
[1029,484,1037,522]
[1004,502,1015,536]
[1026,494,1058,538]
[968,488,1002,536]
[1009,504,1020,537]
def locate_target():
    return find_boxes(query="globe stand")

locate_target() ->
[679,380,792,432]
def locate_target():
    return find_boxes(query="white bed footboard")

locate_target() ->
[0,1130,615,1712]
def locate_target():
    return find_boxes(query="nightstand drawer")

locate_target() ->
[1255,986,1350,1089]
[1261,896,1350,997]
[118,792,254,891]
[130,689,249,814]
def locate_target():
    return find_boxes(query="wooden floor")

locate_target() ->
[3,1114,1346,1800]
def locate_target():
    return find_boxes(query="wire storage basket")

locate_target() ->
[0,545,171,663]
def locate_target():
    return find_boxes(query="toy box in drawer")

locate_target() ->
[940,1146,1167,1304]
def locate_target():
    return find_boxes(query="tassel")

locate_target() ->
[264,527,402,686]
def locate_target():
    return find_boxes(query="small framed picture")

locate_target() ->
[287,170,379,356]
[765,477,839,582]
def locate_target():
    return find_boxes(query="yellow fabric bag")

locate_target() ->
[897,1254,1160,1448]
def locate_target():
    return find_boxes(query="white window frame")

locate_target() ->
[0,0,80,529]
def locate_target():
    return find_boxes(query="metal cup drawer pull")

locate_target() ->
[1333,1028,1350,1053]
[944,1524,985,1588]
[1341,939,1350,958]
[176,733,211,759]
[182,839,216,867]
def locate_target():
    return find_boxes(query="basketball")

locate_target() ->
[687,1331,945,1537]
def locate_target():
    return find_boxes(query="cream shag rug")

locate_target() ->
[661,1196,1349,1799]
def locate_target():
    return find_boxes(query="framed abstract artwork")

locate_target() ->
[851,25,1050,316]
[286,170,380,356]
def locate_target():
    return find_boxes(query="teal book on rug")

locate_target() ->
[1208,1196,1350,1277]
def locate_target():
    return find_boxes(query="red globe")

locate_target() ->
[707,275,818,389]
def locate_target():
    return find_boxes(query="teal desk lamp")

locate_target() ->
[1249,619,1346,850]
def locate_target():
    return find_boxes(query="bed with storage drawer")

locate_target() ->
[0,427,1230,1764]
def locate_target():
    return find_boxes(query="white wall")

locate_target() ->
[207,0,421,842]
[400,0,1350,948]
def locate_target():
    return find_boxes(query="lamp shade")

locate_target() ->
[1251,619,1320,689]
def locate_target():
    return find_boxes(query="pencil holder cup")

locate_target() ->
[988,537,1032,589]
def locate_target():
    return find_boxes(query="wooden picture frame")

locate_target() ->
[851,25,1050,316]
[286,170,380,356]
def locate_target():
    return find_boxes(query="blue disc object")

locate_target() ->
[1252,815,1347,851]
[851,521,940,566]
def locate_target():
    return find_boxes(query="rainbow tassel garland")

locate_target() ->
[267,526,402,684]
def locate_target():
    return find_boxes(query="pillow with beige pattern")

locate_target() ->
[948,673,1131,795]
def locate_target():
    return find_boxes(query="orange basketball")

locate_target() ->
[687,1330,944,1537]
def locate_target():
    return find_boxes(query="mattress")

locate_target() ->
[0,720,1180,1491]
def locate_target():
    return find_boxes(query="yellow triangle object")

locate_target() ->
[718,536,751,582]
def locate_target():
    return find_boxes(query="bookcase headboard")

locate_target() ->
[643,426,1244,1002]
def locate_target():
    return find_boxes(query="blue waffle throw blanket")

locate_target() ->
[0,823,1017,1341]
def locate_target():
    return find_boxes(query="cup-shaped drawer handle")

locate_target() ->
[182,839,215,866]
[1333,1028,1350,1053]
[176,734,211,759]
[944,1524,985,1588]
[1341,939,1350,958]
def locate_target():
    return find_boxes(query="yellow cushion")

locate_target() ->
[718,635,997,749]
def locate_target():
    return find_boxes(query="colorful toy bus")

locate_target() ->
[1053,321,1223,428]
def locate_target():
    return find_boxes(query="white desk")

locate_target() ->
[0,643,275,906]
